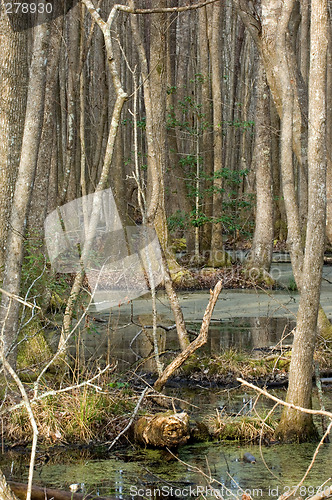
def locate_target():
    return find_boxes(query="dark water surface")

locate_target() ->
[6,268,332,499]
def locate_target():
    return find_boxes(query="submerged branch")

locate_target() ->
[154,280,223,391]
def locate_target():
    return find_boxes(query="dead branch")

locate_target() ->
[0,288,40,310]
[153,280,223,391]
[306,485,332,500]
[107,386,150,449]
[1,302,37,500]
[166,448,240,499]
[114,0,220,15]
[282,421,332,499]
[237,378,332,500]
[237,378,332,420]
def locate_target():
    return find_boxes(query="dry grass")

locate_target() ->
[181,349,289,381]
[212,412,277,443]
[4,384,137,446]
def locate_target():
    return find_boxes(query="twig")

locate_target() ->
[1,364,115,416]
[306,484,332,500]
[113,0,220,15]
[237,378,332,420]
[257,402,281,480]
[314,362,329,442]
[0,287,40,310]
[237,379,332,500]
[1,300,37,500]
[107,386,149,449]
[166,448,239,499]
[278,421,332,500]
[129,372,199,408]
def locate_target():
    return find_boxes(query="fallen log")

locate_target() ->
[8,482,113,500]
[134,411,190,448]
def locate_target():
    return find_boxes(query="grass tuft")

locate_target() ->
[4,384,137,446]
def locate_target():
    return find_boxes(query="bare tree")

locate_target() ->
[207,1,227,267]
[275,0,328,441]
[246,54,273,275]
[0,18,50,365]
[0,1,27,275]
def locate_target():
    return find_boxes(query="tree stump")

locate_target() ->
[134,411,190,448]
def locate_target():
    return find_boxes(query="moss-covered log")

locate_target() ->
[134,411,190,448]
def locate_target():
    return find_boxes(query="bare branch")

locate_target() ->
[237,378,332,420]
[1,302,38,500]
[1,364,115,416]
[154,280,223,391]
[114,0,221,15]
[107,386,150,449]
[0,287,40,310]
[278,421,332,500]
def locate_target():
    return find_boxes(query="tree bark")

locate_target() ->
[246,54,273,274]
[235,0,332,339]
[207,2,227,267]
[0,1,27,275]
[275,0,328,442]
[28,15,63,235]
[0,19,50,364]
[198,6,213,249]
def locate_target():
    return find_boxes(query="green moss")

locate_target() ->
[181,350,290,380]
[170,238,187,252]
[171,269,199,287]
[17,319,52,374]
[215,415,277,442]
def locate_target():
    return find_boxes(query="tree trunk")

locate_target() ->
[58,0,128,352]
[28,16,63,236]
[0,19,50,364]
[326,17,332,245]
[275,0,328,442]
[246,54,273,275]
[198,6,213,249]
[207,2,227,267]
[0,2,27,275]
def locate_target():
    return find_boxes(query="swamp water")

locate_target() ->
[2,386,332,500]
[4,262,332,498]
